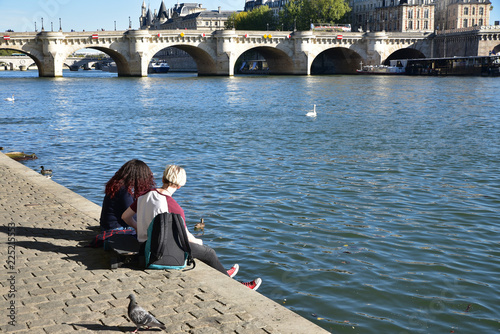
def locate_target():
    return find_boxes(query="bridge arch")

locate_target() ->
[0,48,43,75]
[311,47,363,74]
[493,44,500,55]
[61,46,132,76]
[383,48,426,65]
[234,46,295,75]
[148,43,217,76]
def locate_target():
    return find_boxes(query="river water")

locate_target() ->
[1,70,499,333]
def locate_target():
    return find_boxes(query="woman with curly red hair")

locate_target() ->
[99,159,156,232]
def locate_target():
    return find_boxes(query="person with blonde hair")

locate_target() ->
[122,164,262,290]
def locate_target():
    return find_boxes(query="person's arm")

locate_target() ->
[121,207,137,230]
[186,229,203,245]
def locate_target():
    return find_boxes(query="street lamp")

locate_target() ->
[59,18,62,31]
[41,18,44,31]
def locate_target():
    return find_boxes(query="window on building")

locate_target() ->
[464,7,468,15]
[424,9,429,18]
[463,18,468,27]
[472,7,475,15]
[417,21,420,29]
[479,18,483,25]
[408,9,413,19]
[479,7,484,15]
[424,20,428,29]
[408,21,413,30]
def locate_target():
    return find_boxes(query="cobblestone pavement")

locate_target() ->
[0,153,328,334]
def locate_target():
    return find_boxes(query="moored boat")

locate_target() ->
[148,61,170,74]
[356,60,406,75]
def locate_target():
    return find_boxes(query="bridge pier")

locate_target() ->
[214,29,238,76]
[292,31,316,75]
[124,30,151,77]
[38,31,66,77]
[365,32,388,65]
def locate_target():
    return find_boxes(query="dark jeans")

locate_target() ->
[189,242,227,275]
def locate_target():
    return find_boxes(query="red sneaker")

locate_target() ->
[241,278,262,291]
[227,264,239,278]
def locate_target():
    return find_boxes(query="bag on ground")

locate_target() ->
[144,212,195,270]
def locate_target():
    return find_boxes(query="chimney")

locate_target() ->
[218,6,221,13]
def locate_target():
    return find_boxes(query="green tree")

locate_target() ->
[0,50,16,56]
[280,0,351,31]
[279,0,302,31]
[225,6,275,30]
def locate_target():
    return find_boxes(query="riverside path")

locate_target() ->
[0,152,328,333]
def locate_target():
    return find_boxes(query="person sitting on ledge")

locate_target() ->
[122,164,262,290]
[100,159,156,232]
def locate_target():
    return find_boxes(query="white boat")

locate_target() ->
[148,61,170,74]
[356,60,407,75]
[356,64,405,75]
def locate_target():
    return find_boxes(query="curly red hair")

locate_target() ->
[105,159,155,200]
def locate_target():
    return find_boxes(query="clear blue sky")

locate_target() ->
[0,0,243,32]
[0,0,499,32]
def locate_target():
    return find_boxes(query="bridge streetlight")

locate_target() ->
[59,18,62,32]
[35,22,37,32]
[114,21,117,31]
[41,18,44,31]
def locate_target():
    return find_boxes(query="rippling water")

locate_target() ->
[1,70,499,333]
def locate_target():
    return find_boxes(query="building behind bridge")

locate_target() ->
[139,1,236,30]
[241,0,492,33]
[350,0,491,33]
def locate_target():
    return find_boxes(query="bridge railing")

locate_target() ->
[435,25,500,35]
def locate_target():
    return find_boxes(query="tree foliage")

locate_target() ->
[226,6,275,30]
[280,0,351,31]
[0,50,16,56]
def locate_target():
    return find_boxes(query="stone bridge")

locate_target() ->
[0,55,108,71]
[0,27,499,77]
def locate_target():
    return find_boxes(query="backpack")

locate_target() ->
[143,212,195,270]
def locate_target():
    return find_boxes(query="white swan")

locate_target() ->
[5,95,15,102]
[306,104,317,117]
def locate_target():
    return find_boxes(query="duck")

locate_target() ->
[5,95,15,102]
[40,166,53,177]
[194,218,205,230]
[306,104,317,117]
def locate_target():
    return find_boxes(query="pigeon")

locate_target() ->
[127,294,166,333]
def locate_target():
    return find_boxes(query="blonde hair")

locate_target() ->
[162,165,186,188]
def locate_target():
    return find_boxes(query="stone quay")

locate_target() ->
[0,152,328,333]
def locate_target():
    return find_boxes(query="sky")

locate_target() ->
[0,0,499,33]
[0,0,243,32]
